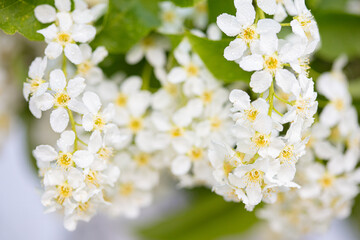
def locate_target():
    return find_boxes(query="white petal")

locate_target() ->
[250,70,273,93]
[91,46,108,65]
[67,77,85,98]
[55,0,71,12]
[229,89,250,109]
[88,130,102,154]
[45,42,63,60]
[72,9,94,24]
[146,47,166,67]
[171,156,192,176]
[246,184,262,206]
[224,39,247,61]
[168,67,187,84]
[64,44,83,64]
[235,1,255,26]
[35,93,54,111]
[29,57,47,80]
[216,13,241,37]
[83,91,101,114]
[57,130,75,152]
[50,108,69,133]
[121,76,142,93]
[68,99,88,114]
[33,145,58,162]
[57,12,73,32]
[320,105,340,127]
[259,33,278,55]
[73,150,94,168]
[34,5,56,23]
[29,97,42,118]
[257,0,277,15]
[37,24,58,40]
[125,45,144,65]
[82,113,94,131]
[275,69,297,93]
[49,69,66,92]
[239,54,264,71]
[71,24,96,43]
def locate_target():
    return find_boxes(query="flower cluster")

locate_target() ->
[258,56,360,237]
[209,0,319,210]
[25,0,125,231]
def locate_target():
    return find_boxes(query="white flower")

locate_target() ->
[239,37,299,94]
[168,43,205,84]
[257,0,297,22]
[82,91,115,132]
[77,44,108,85]
[34,131,94,169]
[29,69,86,132]
[126,34,170,68]
[158,1,191,34]
[23,57,48,101]
[217,1,281,61]
[36,3,96,64]
[291,0,320,54]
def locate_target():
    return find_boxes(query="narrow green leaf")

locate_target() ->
[138,188,257,240]
[167,0,201,7]
[186,33,251,83]
[0,0,52,41]
[92,0,161,54]
[315,12,360,60]
[207,0,235,23]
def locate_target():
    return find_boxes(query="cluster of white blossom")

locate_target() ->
[24,0,126,231]
[209,0,320,210]
[258,56,360,238]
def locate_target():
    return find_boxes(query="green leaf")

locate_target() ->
[0,0,52,41]
[208,0,235,23]
[137,188,258,240]
[186,33,251,83]
[167,0,202,7]
[92,0,161,54]
[315,12,360,60]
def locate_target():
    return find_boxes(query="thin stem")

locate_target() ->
[268,81,274,116]
[67,108,78,151]
[274,92,293,105]
[62,54,67,76]
[77,138,88,147]
[280,23,291,27]
[273,108,283,116]
[141,62,152,90]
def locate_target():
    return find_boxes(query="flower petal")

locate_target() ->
[50,69,66,92]
[73,150,94,168]
[216,13,241,37]
[33,145,58,162]
[171,156,192,176]
[250,70,273,93]
[67,77,85,98]
[82,91,101,114]
[64,44,83,64]
[34,5,56,24]
[45,42,63,60]
[50,108,69,133]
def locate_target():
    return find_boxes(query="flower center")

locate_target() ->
[57,32,72,45]
[115,93,127,107]
[188,146,203,161]
[57,152,73,168]
[279,145,294,164]
[128,117,143,133]
[57,183,72,204]
[55,92,70,107]
[142,36,155,48]
[77,61,92,75]
[295,13,313,28]
[134,153,150,166]
[94,114,105,130]
[195,2,207,13]
[170,126,184,138]
[210,117,222,130]
[29,78,45,92]
[239,25,258,44]
[319,173,334,188]
[120,183,134,196]
[78,201,90,212]
[98,147,113,161]
[252,132,271,148]
[165,83,178,96]
[332,98,344,111]
[86,170,99,187]
[163,11,176,23]
[264,55,280,74]
[186,64,199,76]
[246,169,264,183]
[245,107,259,122]
[201,90,213,104]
